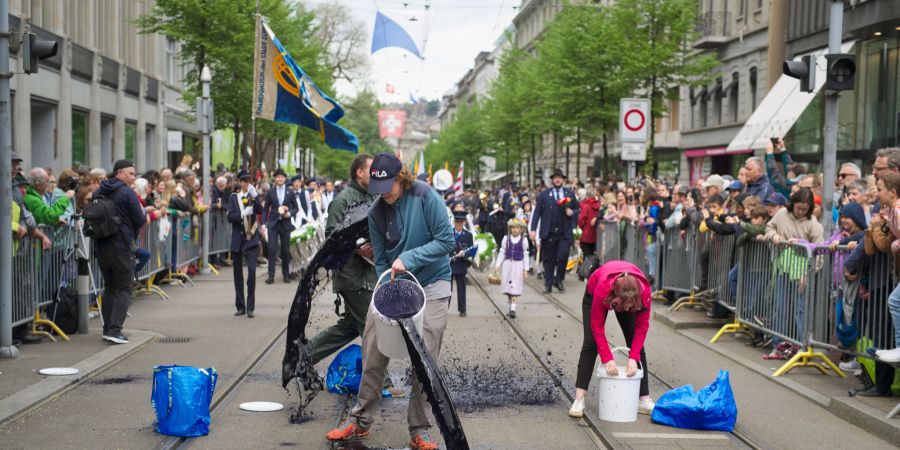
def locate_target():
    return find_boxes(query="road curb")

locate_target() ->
[0,329,158,427]
[653,309,728,330]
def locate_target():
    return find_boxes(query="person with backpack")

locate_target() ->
[87,159,146,344]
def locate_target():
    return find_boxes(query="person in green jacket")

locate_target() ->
[308,154,378,364]
[23,167,73,226]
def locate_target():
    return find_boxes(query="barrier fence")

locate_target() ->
[601,220,896,380]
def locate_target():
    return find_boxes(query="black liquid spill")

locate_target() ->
[398,318,470,450]
[282,203,371,421]
[374,280,424,319]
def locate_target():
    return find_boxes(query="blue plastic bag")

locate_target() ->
[151,365,218,437]
[326,345,363,395]
[651,370,737,432]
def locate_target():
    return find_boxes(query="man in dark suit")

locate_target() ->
[227,170,263,318]
[450,210,477,317]
[529,168,580,293]
[264,168,298,284]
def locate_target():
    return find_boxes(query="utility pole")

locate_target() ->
[0,0,18,359]
[820,0,842,236]
[199,66,212,275]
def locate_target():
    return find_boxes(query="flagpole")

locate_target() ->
[250,0,260,175]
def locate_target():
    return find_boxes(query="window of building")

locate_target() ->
[689,87,696,129]
[729,72,739,122]
[72,110,88,166]
[749,67,758,110]
[670,97,679,131]
[699,87,708,128]
[125,122,136,161]
[738,0,747,19]
[713,78,723,126]
[165,37,176,84]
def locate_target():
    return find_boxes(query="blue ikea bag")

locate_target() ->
[151,365,218,437]
[326,344,362,395]
[651,370,737,432]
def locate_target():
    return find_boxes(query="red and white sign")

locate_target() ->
[385,83,396,94]
[619,98,650,143]
[378,109,406,138]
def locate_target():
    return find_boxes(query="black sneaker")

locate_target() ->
[459,311,466,317]
[265,277,274,285]
[556,282,566,293]
[508,310,517,319]
[543,286,552,294]
[104,333,129,344]
[234,309,246,316]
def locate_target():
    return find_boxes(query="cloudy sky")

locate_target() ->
[303,0,520,103]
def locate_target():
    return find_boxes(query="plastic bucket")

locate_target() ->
[371,269,426,359]
[596,347,643,423]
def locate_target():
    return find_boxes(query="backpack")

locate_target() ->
[83,193,121,238]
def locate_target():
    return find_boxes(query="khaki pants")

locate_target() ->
[349,296,449,434]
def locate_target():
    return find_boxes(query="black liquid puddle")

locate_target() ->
[282,203,469,450]
[88,375,143,385]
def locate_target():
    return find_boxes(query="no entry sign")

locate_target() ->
[619,98,651,143]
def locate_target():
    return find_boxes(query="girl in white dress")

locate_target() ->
[495,218,530,318]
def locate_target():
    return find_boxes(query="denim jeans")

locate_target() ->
[772,273,805,346]
[646,241,658,278]
[887,282,900,347]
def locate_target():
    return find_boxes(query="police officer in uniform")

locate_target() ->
[530,168,580,293]
[227,170,263,317]
[265,168,298,284]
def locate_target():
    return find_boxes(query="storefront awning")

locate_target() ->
[485,171,508,182]
[726,40,855,153]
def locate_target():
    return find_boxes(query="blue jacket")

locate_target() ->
[265,185,298,232]
[95,178,146,249]
[227,191,264,252]
[450,228,476,275]
[530,186,580,241]
[368,181,454,287]
[746,174,776,202]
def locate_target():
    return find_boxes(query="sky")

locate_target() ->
[302,0,520,103]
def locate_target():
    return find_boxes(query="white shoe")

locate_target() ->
[838,359,862,374]
[875,347,900,363]
[638,397,655,415]
[568,398,585,418]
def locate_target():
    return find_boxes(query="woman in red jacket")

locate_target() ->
[577,188,601,257]
[568,260,654,418]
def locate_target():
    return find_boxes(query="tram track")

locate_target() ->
[491,272,773,450]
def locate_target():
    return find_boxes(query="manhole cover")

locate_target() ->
[157,337,192,344]
[460,406,520,418]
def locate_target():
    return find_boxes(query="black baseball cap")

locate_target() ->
[368,153,402,195]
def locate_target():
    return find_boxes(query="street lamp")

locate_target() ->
[199,65,212,275]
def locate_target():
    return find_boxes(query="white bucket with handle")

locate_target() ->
[371,269,426,359]
[596,347,643,423]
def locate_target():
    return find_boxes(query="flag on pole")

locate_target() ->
[253,16,358,152]
[371,11,424,59]
[417,152,426,175]
[443,161,449,171]
[453,160,464,198]
[428,163,432,179]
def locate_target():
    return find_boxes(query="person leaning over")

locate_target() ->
[94,160,147,344]
[326,153,455,450]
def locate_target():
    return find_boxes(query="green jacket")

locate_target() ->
[325,181,377,293]
[23,185,69,226]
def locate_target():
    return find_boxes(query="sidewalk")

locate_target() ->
[655,304,900,444]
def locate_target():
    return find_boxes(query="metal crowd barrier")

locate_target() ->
[658,226,692,295]
[208,209,231,256]
[595,220,621,265]
[623,222,650,276]
[706,233,736,309]
[134,219,173,299]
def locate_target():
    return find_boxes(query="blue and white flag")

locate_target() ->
[371,11,424,59]
[253,16,358,153]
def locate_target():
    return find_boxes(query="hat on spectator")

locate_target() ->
[676,185,690,195]
[551,168,566,179]
[725,180,744,191]
[763,192,788,206]
[13,173,27,186]
[453,211,468,222]
[368,152,403,195]
[273,167,287,178]
[11,151,22,162]
[112,159,134,173]
[416,172,429,182]
[703,174,726,191]
[840,202,867,230]
[237,170,251,181]
[290,175,303,183]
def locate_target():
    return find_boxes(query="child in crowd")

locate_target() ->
[495,218,530,318]
[451,211,477,317]
[871,173,900,362]
[736,206,770,247]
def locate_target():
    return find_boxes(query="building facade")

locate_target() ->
[9,0,196,175]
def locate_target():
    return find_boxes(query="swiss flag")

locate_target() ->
[385,83,396,94]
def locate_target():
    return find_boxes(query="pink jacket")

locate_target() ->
[588,260,652,363]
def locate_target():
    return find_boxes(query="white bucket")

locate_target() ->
[596,347,643,423]
[371,269,426,359]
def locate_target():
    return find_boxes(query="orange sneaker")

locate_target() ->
[325,421,369,441]
[409,431,439,450]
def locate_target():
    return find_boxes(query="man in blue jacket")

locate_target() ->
[94,159,146,344]
[530,168,580,293]
[326,153,454,450]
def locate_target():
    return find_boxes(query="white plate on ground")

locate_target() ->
[39,367,80,376]
[239,401,283,412]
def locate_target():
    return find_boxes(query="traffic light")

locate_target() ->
[783,55,815,93]
[22,32,58,74]
[823,53,856,91]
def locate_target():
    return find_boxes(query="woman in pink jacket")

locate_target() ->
[568,260,654,418]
